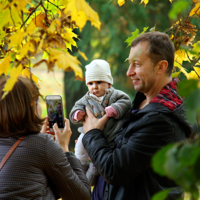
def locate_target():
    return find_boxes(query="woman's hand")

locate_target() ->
[53,118,72,152]
[40,116,54,136]
[83,107,109,133]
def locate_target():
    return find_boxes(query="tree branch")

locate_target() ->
[20,2,41,29]
[47,0,61,10]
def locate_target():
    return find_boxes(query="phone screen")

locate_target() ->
[46,95,64,129]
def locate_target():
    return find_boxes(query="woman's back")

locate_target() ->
[0,133,90,200]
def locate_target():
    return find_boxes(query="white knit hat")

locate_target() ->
[85,59,113,85]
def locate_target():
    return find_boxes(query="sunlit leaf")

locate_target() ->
[174,61,189,79]
[31,12,48,29]
[0,55,11,76]
[125,27,148,46]
[192,41,200,54]
[140,0,149,6]
[175,49,189,65]
[172,72,180,78]
[78,50,88,61]
[22,68,42,85]
[11,0,31,11]
[49,48,83,80]
[189,2,200,16]
[2,65,23,96]
[193,66,200,77]
[118,0,125,7]
[17,41,35,59]
[65,0,101,31]
[8,29,25,49]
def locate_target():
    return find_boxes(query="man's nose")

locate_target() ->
[126,65,135,77]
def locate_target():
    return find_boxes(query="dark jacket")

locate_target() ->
[83,91,196,200]
[0,133,91,200]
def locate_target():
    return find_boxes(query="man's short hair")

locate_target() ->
[131,32,175,76]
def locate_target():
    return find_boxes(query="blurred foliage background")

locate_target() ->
[32,0,200,152]
[64,0,200,149]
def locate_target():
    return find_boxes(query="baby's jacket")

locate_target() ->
[69,87,132,143]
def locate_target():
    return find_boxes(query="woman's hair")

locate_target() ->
[0,76,45,137]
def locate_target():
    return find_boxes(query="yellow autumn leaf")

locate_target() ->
[78,50,88,61]
[8,29,25,49]
[189,2,200,16]
[169,0,173,2]
[140,0,149,6]
[11,0,31,11]
[0,55,11,76]
[62,28,78,50]
[174,61,190,79]
[73,11,88,31]
[174,49,189,65]
[0,8,12,30]
[26,21,37,35]
[188,70,198,79]
[194,66,200,77]
[192,41,200,54]
[65,0,101,31]
[49,49,83,80]
[118,0,125,7]
[17,41,35,59]
[3,65,23,95]
[22,68,42,85]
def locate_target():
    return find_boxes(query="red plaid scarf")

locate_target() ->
[150,78,183,111]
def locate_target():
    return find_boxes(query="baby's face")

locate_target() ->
[87,81,111,97]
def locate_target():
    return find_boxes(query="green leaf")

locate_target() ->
[151,189,171,200]
[172,72,180,78]
[178,144,200,166]
[168,0,189,20]
[152,143,174,176]
[125,26,149,47]
[164,145,181,179]
[178,79,199,98]
[125,29,139,47]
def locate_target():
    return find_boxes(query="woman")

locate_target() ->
[0,76,91,200]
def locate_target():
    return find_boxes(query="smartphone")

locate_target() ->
[46,95,64,132]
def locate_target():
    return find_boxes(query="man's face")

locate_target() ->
[126,42,158,94]
[87,81,111,97]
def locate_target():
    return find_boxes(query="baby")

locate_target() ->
[69,59,132,186]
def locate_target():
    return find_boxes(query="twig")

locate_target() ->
[193,66,200,79]
[47,0,61,10]
[9,6,15,26]
[20,2,41,29]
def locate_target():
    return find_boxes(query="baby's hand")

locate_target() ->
[74,110,86,121]
[105,106,119,118]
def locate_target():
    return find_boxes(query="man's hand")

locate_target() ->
[83,107,109,133]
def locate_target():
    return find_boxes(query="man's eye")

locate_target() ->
[97,81,102,84]
[135,63,140,67]
[88,82,93,85]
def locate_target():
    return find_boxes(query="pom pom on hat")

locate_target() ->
[85,59,113,85]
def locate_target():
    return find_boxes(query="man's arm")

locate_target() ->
[83,108,175,185]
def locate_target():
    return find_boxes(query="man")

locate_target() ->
[82,32,196,200]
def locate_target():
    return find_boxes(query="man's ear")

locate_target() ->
[156,60,168,75]
[108,84,112,88]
